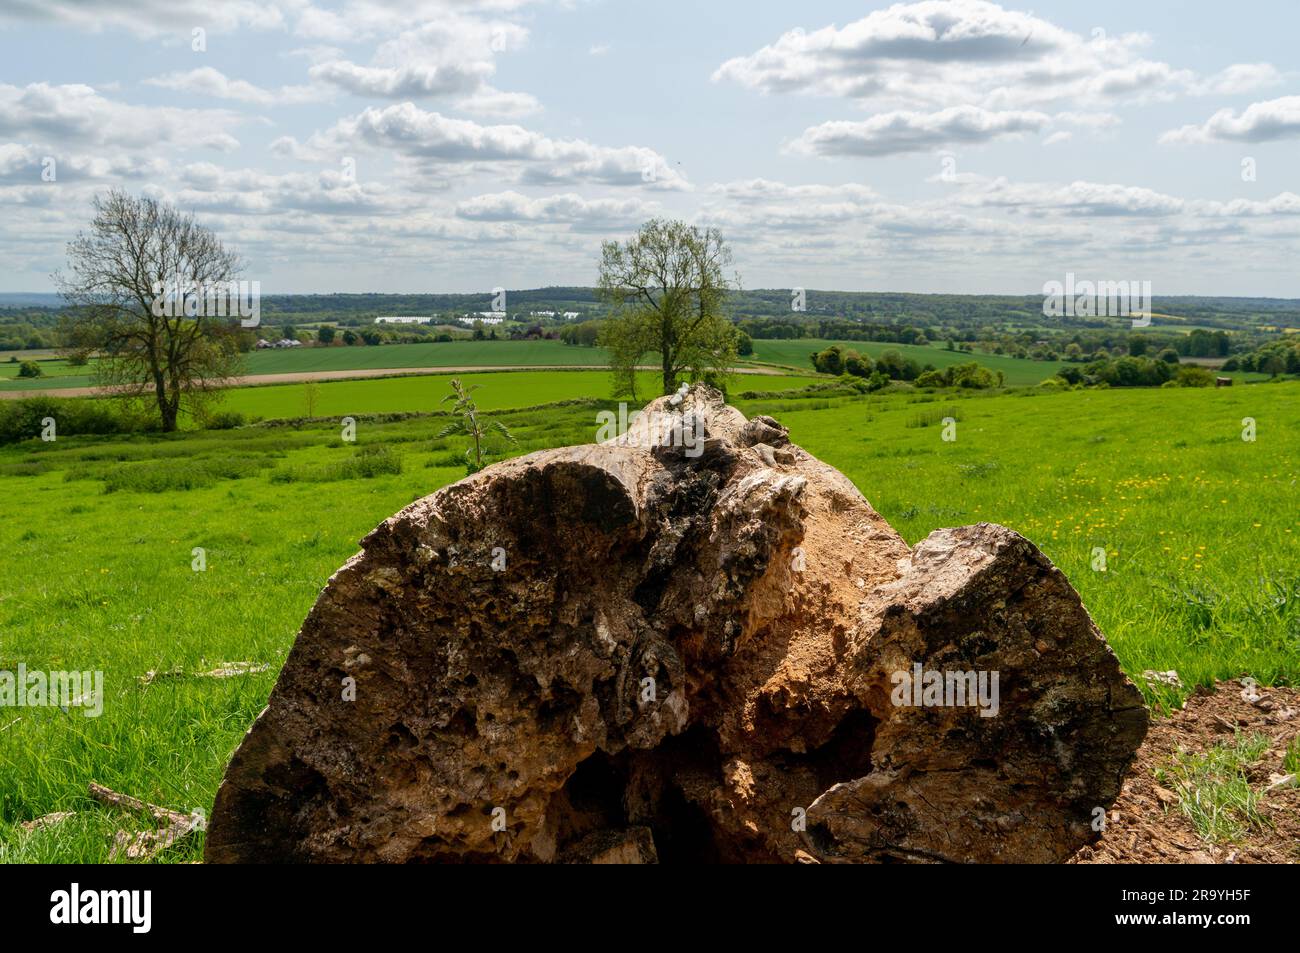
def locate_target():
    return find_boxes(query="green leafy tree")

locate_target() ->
[812,344,844,375]
[599,312,651,401]
[844,351,873,378]
[597,219,741,396]
[1175,365,1215,387]
[875,348,921,380]
[437,378,517,474]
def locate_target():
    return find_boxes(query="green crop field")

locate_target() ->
[218,369,817,420]
[0,359,85,380]
[241,339,612,373]
[0,340,616,392]
[2,378,1298,862]
[0,359,94,390]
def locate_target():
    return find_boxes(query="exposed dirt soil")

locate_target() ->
[1072,681,1300,864]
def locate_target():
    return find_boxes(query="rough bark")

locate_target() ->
[206,386,1147,863]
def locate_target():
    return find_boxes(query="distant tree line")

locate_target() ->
[809,345,1005,391]
[1050,357,1216,388]
[0,310,62,351]
[737,316,935,344]
[9,279,1291,359]
[1222,338,1300,377]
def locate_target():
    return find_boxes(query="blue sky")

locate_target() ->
[1,0,1298,296]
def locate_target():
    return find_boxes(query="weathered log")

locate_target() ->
[205,386,1146,863]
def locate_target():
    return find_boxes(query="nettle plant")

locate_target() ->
[437,378,517,475]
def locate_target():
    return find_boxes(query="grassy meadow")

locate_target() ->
[218,369,816,420]
[1,339,675,392]
[0,359,95,391]
[1,370,1298,862]
[0,339,614,392]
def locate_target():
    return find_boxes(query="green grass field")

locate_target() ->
[0,340,616,392]
[242,338,613,373]
[1,376,1298,862]
[0,359,95,390]
[758,383,1300,699]
[219,369,817,420]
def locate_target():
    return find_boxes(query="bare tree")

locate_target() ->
[597,219,741,397]
[55,190,247,432]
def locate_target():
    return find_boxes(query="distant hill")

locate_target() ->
[217,289,1300,334]
[7,288,1300,322]
[7,289,1300,354]
[0,293,62,308]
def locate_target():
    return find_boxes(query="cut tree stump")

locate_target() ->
[206,386,1147,863]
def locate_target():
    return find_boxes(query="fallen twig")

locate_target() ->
[88,781,201,861]
[89,781,190,826]
[138,661,269,685]
[20,811,75,832]
[110,824,194,861]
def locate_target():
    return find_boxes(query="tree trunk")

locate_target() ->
[206,387,1147,864]
[151,366,172,432]
[661,311,675,395]
[159,388,180,432]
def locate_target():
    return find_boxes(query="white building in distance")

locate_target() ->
[375,316,434,324]
[457,312,505,325]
